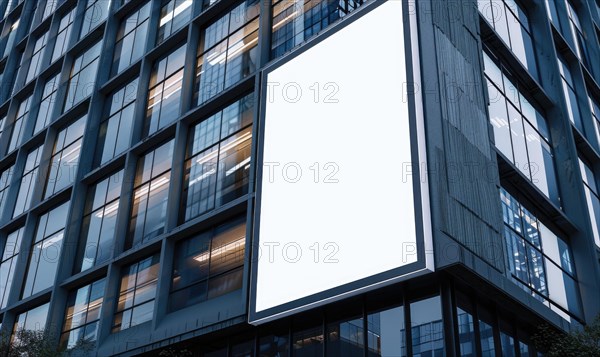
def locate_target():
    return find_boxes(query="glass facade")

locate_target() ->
[0,0,597,354]
[501,188,582,317]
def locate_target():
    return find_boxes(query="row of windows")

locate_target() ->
[41,290,545,357]
[2,214,247,350]
[500,189,582,319]
[2,0,368,129]
[545,0,594,73]
[478,0,538,80]
[480,0,595,323]
[0,94,255,289]
[480,0,600,156]
[271,0,366,59]
[484,52,560,206]
[482,0,600,253]
[2,186,566,353]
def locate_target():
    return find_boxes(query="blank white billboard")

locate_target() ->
[250,0,433,325]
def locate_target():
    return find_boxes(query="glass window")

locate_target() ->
[7,94,32,153]
[77,170,123,273]
[558,56,583,132]
[157,0,193,45]
[169,216,245,311]
[59,278,105,350]
[565,0,591,68]
[478,0,538,79]
[457,307,475,357]
[127,140,174,248]
[44,115,86,198]
[519,341,530,357]
[292,326,323,357]
[259,333,289,357]
[51,8,76,63]
[271,0,366,59]
[112,2,150,76]
[25,30,49,84]
[410,296,445,357]
[478,319,495,357]
[501,188,582,317]
[13,145,43,217]
[64,41,102,112]
[34,74,59,134]
[590,95,600,151]
[80,0,111,39]
[195,2,259,105]
[12,302,50,340]
[367,305,406,357]
[0,227,23,309]
[0,115,5,138]
[116,0,133,8]
[22,201,70,298]
[113,254,159,331]
[145,45,185,137]
[96,79,138,165]
[0,165,14,217]
[12,50,27,95]
[579,157,600,248]
[11,50,25,95]
[183,94,253,221]
[3,18,20,58]
[42,0,58,20]
[500,331,516,357]
[326,316,364,357]
[484,53,559,205]
[544,0,559,24]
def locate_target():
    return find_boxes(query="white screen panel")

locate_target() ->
[251,0,431,324]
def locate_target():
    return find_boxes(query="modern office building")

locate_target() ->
[0,0,599,355]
